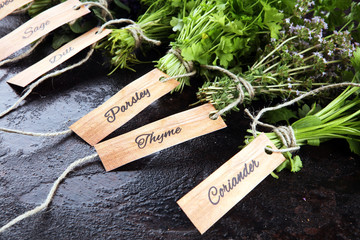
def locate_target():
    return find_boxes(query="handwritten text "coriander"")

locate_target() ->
[208,160,260,205]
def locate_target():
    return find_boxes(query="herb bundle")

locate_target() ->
[195,1,359,112]
[244,79,360,175]
[156,0,285,91]
[96,0,181,72]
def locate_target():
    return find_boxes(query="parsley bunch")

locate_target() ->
[156,0,285,91]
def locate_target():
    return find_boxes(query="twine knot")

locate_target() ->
[201,65,255,119]
[273,126,299,151]
[74,1,113,21]
[97,19,161,49]
[160,48,197,82]
[125,24,161,49]
[244,109,300,153]
[168,48,195,73]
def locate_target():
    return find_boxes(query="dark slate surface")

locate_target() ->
[0,14,359,240]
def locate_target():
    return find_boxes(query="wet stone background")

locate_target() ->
[0,14,359,240]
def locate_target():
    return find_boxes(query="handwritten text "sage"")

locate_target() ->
[23,20,50,39]
[208,160,260,205]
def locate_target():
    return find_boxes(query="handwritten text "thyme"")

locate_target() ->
[208,160,259,205]
[135,127,182,149]
[104,89,151,123]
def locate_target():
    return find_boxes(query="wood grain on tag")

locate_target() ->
[7,27,112,87]
[0,0,33,20]
[95,103,227,171]
[70,69,180,146]
[177,133,285,234]
[0,0,90,61]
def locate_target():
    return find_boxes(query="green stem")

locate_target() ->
[251,36,298,71]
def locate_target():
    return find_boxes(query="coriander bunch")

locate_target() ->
[244,82,360,174]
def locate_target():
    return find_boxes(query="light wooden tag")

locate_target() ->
[70,69,180,146]
[95,103,227,171]
[0,0,90,61]
[0,0,33,20]
[7,27,112,87]
[177,133,285,234]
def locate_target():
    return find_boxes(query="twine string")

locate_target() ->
[74,1,113,20]
[0,127,72,137]
[168,48,194,73]
[159,48,197,82]
[0,36,47,67]
[245,82,360,153]
[0,153,99,233]
[200,64,255,119]
[11,2,34,15]
[97,19,161,48]
[0,44,96,119]
[161,49,255,120]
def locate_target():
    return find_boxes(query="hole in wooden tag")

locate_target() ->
[265,145,273,155]
[159,76,167,82]
[209,111,218,120]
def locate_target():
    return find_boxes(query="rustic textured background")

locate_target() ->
[0,14,359,240]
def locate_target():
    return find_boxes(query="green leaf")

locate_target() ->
[298,104,311,118]
[69,19,94,33]
[276,152,302,173]
[347,139,360,155]
[170,17,184,32]
[276,159,289,172]
[307,138,320,146]
[214,50,233,68]
[307,103,322,116]
[114,0,131,13]
[261,0,284,39]
[290,155,303,172]
[182,42,210,65]
[52,34,75,49]
[263,108,298,125]
[267,22,282,39]
[351,47,360,72]
[292,115,322,130]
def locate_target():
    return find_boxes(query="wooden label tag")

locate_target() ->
[95,103,227,171]
[70,68,180,146]
[0,0,90,61]
[0,0,33,20]
[177,133,285,234]
[7,27,112,87]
